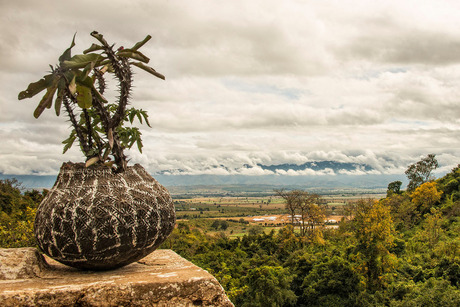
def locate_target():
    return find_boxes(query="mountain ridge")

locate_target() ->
[0,160,405,190]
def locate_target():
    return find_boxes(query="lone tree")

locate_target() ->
[297,192,324,237]
[405,154,438,192]
[275,189,324,236]
[19,31,165,173]
[387,180,402,197]
[275,189,302,225]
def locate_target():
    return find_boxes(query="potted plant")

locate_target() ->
[18,31,175,270]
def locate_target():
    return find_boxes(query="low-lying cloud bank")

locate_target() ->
[1,147,457,179]
[153,154,456,178]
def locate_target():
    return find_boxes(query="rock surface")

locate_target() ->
[0,248,233,307]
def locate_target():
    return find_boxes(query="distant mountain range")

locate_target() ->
[158,161,374,175]
[255,161,373,172]
[162,161,407,189]
[1,160,407,191]
[154,173,405,189]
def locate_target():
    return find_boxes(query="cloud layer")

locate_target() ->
[1,0,460,177]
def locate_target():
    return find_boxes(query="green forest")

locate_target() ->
[1,156,459,306]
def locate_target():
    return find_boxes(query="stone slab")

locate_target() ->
[0,248,233,307]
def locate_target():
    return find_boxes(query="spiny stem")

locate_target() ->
[104,49,132,128]
[94,68,106,94]
[63,96,91,157]
[92,33,133,172]
[83,109,93,153]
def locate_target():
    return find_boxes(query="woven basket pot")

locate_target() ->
[34,162,176,270]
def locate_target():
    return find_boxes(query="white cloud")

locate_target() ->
[1,0,460,178]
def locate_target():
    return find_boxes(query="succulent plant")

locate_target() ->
[19,31,164,172]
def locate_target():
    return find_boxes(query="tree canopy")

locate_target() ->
[2,158,460,306]
[405,154,438,192]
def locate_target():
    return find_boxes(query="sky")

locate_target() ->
[1,0,460,178]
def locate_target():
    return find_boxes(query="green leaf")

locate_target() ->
[102,145,111,162]
[117,49,150,63]
[54,78,66,116]
[107,63,115,73]
[76,74,95,88]
[131,35,152,51]
[76,85,92,109]
[62,132,76,154]
[63,70,75,83]
[18,74,54,100]
[104,161,115,168]
[90,83,108,104]
[136,138,143,154]
[54,88,64,116]
[62,54,103,69]
[33,81,58,118]
[141,110,151,127]
[132,62,165,80]
[136,111,143,124]
[83,43,103,54]
[128,110,136,124]
[98,59,111,68]
[81,62,95,79]
[59,33,76,64]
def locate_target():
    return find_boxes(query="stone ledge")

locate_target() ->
[0,248,233,307]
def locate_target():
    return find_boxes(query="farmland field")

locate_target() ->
[172,192,385,238]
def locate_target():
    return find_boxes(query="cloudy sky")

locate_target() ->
[1,0,460,177]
